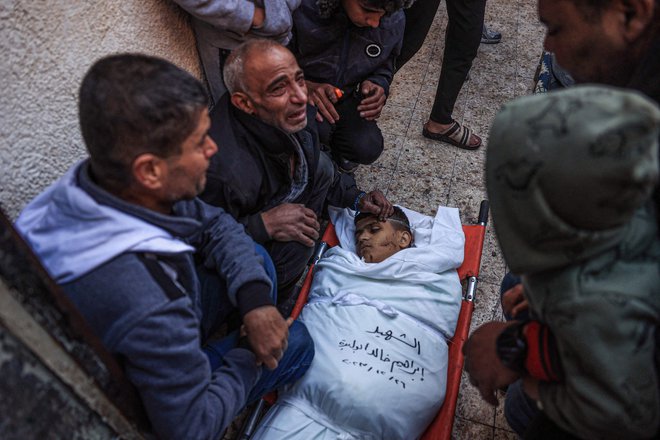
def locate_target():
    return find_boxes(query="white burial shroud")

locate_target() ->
[253,206,465,440]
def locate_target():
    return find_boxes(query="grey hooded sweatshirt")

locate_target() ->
[16,161,274,440]
[487,86,660,439]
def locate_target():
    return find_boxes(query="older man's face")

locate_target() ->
[242,47,308,134]
[538,0,636,86]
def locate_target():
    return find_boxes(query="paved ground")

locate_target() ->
[353,0,546,438]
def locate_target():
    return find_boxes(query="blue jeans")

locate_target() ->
[500,272,538,436]
[197,243,278,338]
[204,321,314,404]
[200,243,314,403]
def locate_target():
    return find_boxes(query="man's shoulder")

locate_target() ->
[63,252,194,349]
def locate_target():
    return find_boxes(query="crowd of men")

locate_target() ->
[13,0,660,439]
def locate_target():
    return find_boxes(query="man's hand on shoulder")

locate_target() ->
[261,203,320,246]
[463,321,521,406]
[306,80,341,124]
[357,80,386,121]
[358,190,394,220]
[242,306,292,369]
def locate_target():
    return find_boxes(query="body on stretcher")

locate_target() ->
[241,201,489,440]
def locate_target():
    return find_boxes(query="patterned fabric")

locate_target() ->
[533,51,575,94]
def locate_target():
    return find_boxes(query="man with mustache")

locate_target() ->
[200,39,394,300]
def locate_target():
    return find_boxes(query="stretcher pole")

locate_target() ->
[422,200,489,440]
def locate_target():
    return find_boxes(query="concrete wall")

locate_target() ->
[0,0,202,218]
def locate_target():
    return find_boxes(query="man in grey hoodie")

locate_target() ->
[172,0,301,105]
[15,53,314,440]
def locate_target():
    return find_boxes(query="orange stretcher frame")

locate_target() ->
[240,201,489,440]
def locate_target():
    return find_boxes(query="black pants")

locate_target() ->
[399,0,486,124]
[316,91,384,165]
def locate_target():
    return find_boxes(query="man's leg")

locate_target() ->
[500,272,538,434]
[304,150,334,216]
[197,243,277,339]
[203,321,314,400]
[505,379,541,437]
[319,93,384,166]
[398,0,442,70]
[429,0,486,125]
[246,320,314,403]
[194,33,229,107]
[266,241,314,302]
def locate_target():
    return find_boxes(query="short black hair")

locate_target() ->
[78,53,208,188]
[355,206,412,234]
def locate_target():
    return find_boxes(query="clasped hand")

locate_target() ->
[261,203,320,247]
[306,80,386,123]
[242,306,293,370]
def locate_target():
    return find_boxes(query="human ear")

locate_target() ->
[132,153,164,190]
[230,92,255,115]
[398,230,413,249]
[620,0,654,42]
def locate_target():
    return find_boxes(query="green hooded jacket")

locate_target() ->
[487,86,660,439]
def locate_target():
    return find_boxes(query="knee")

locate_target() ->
[500,272,521,296]
[270,241,314,286]
[351,127,384,164]
[286,321,315,370]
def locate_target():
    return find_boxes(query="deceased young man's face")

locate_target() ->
[355,216,411,263]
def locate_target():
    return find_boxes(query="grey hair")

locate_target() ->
[317,0,415,18]
[223,39,286,94]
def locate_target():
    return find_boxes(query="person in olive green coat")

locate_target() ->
[465,86,660,439]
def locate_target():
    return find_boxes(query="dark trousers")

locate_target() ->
[399,0,486,124]
[316,92,384,165]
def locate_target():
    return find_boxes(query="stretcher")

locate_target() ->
[240,200,489,440]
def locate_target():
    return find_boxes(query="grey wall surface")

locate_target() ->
[0,0,202,218]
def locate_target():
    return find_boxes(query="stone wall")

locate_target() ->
[0,0,201,218]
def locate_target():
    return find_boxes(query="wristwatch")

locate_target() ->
[496,321,528,373]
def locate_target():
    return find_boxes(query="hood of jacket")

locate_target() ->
[15,161,193,283]
[487,85,660,275]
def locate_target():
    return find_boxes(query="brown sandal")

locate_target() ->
[422,121,482,150]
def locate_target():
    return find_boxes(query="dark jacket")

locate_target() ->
[289,0,405,94]
[200,94,361,242]
[16,161,273,440]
